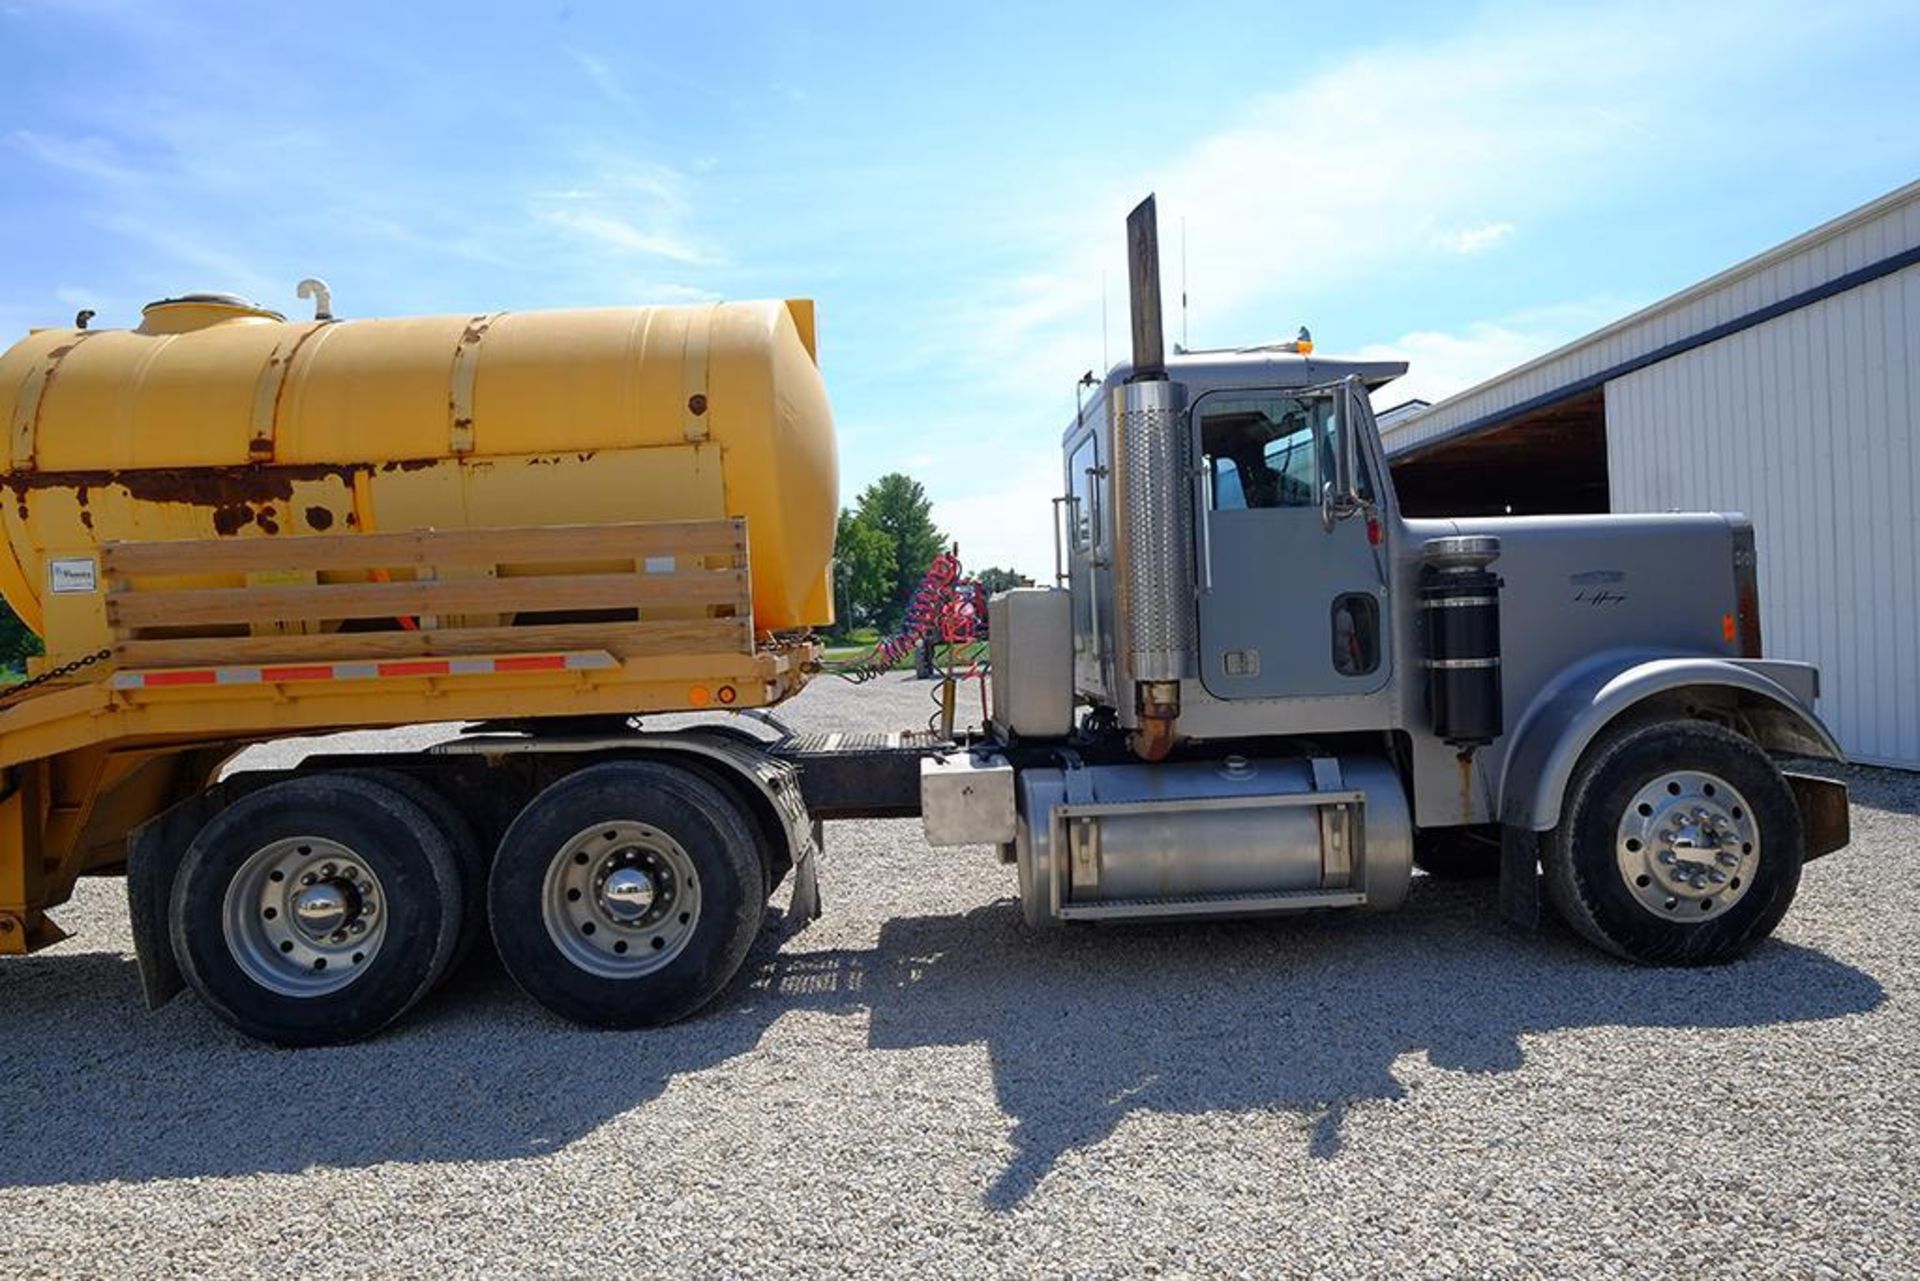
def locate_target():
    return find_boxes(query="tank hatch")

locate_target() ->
[137,293,286,334]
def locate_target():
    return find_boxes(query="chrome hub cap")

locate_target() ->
[292,881,354,937]
[221,837,386,997]
[601,866,658,922]
[1615,769,1759,920]
[541,820,702,979]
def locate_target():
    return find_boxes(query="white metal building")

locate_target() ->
[1383,179,1920,769]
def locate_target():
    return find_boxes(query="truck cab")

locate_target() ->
[932,196,1850,965]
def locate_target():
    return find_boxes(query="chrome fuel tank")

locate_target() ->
[1011,754,1412,926]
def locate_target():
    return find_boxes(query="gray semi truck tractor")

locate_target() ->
[916,195,1848,970]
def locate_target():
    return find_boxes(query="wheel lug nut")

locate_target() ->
[349,920,366,934]
[300,873,318,886]
[321,863,337,877]
[342,866,358,880]
[1709,871,1727,884]
[1717,852,1738,866]
[1658,851,1676,865]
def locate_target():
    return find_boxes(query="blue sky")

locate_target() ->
[4,0,1918,577]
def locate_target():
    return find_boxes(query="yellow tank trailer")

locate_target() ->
[0,294,839,1040]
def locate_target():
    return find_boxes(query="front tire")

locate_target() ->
[488,762,767,1028]
[1544,719,1802,966]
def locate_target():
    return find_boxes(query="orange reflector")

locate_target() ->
[1722,613,1737,644]
[717,685,737,705]
[688,685,712,707]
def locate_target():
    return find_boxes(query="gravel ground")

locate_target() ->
[0,672,1914,1278]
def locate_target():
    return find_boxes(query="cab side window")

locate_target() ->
[1199,393,1333,511]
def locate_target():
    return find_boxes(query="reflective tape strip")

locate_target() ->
[110,650,617,690]
[1417,596,1499,609]
[1421,656,1502,670]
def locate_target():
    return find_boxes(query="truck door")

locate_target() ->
[1192,385,1390,700]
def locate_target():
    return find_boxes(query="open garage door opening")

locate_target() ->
[1389,387,1608,518]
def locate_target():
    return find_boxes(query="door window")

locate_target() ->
[1200,393,1333,511]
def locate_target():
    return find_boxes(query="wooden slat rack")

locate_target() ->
[102,518,754,670]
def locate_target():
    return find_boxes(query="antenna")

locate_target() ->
[1180,215,1189,350]
[1101,271,1109,373]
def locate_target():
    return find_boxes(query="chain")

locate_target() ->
[0,647,112,707]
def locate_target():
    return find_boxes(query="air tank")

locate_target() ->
[0,294,838,637]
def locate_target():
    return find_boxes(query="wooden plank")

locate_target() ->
[102,519,747,578]
[114,619,753,668]
[110,569,747,630]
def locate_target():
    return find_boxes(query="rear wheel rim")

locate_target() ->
[1614,769,1759,921]
[540,820,703,979]
[220,836,387,997]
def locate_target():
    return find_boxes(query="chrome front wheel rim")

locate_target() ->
[541,820,703,978]
[1614,769,1759,920]
[221,836,387,997]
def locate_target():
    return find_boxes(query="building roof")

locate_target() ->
[1382,177,1920,457]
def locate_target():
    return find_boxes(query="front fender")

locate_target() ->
[1499,651,1843,832]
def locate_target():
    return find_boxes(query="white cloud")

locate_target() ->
[632,281,722,304]
[1355,302,1624,409]
[532,157,721,271]
[931,455,1061,580]
[541,208,713,265]
[10,129,141,184]
[1434,221,1516,255]
[567,49,635,110]
[914,1,1813,574]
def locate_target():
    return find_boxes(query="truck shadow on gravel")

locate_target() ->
[0,877,1884,1206]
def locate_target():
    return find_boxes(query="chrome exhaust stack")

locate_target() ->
[1115,196,1196,759]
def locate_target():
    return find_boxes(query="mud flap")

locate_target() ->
[787,821,823,923]
[1499,823,1542,930]
[125,789,225,1009]
[1785,772,1850,862]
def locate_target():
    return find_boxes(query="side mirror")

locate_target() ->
[1324,375,1370,528]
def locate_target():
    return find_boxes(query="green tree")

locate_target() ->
[853,473,946,629]
[972,566,1035,595]
[0,602,41,674]
[833,508,896,632]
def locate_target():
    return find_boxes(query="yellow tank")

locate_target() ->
[0,294,838,645]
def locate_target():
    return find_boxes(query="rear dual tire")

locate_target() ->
[487,762,767,1029]
[170,774,465,1046]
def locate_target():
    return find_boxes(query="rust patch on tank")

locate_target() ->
[305,505,335,531]
[212,505,255,536]
[379,458,438,473]
[4,461,368,537]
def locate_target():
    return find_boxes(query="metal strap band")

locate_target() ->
[1417,596,1498,609]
